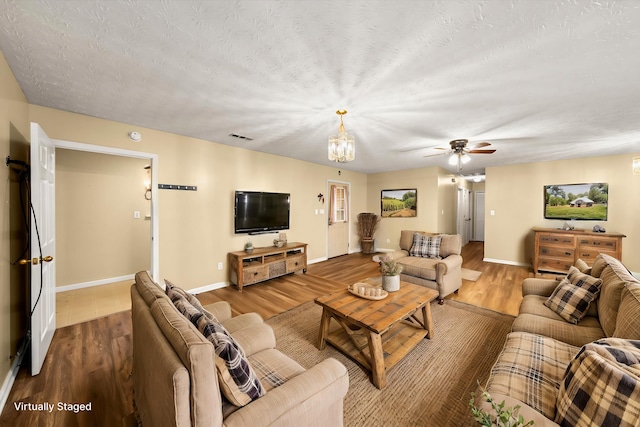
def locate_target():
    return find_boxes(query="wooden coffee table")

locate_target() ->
[315,278,438,389]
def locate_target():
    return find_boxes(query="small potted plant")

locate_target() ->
[244,241,254,253]
[379,255,402,292]
[469,386,534,427]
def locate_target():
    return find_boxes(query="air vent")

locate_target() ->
[229,133,254,141]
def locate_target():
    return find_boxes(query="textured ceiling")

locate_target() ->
[1,0,640,174]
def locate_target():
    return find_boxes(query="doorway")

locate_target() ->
[327,180,350,258]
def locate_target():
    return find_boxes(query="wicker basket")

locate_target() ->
[361,239,375,254]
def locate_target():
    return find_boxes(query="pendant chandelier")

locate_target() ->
[328,109,355,162]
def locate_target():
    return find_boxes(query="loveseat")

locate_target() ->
[484,254,640,426]
[131,271,349,427]
[381,230,462,304]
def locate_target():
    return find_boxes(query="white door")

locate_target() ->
[327,182,349,258]
[457,187,472,245]
[474,191,485,241]
[30,122,56,376]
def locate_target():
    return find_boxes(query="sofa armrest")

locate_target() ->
[436,254,463,275]
[203,301,232,322]
[521,278,560,297]
[224,358,349,427]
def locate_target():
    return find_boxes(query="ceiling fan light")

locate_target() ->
[461,154,471,164]
[448,154,459,166]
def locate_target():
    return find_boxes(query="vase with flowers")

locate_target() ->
[379,256,403,292]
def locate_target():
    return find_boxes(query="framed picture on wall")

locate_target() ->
[381,189,417,217]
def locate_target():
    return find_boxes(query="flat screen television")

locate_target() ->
[234,191,290,234]
[544,183,608,221]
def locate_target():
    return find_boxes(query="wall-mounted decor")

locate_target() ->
[381,189,417,218]
[633,156,640,175]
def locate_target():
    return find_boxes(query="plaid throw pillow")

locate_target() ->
[165,279,217,320]
[167,287,265,406]
[555,338,640,427]
[544,266,602,324]
[409,233,441,259]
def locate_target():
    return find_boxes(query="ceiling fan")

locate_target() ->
[424,139,496,171]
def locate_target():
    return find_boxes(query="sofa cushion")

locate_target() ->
[597,254,640,337]
[399,230,461,257]
[165,279,216,320]
[511,312,605,348]
[613,282,640,339]
[134,271,171,306]
[172,295,266,407]
[409,233,441,259]
[544,267,602,324]
[396,256,438,281]
[574,258,592,275]
[555,338,640,427]
[485,331,579,420]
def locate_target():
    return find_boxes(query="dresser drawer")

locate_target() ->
[577,237,618,251]
[243,266,269,285]
[539,246,574,259]
[538,257,574,274]
[576,249,618,265]
[539,234,575,246]
[286,255,306,272]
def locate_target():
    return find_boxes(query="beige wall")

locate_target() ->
[485,154,640,272]
[29,105,368,289]
[366,166,458,251]
[0,51,30,391]
[56,149,151,286]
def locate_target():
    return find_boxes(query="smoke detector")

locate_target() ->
[128,131,142,142]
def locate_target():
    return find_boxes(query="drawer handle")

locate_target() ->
[254,272,259,276]
[593,242,601,246]
[565,252,571,256]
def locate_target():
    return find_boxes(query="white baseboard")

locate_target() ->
[0,342,26,415]
[56,274,135,293]
[308,257,326,264]
[189,281,230,294]
[483,258,531,267]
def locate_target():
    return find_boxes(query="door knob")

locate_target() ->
[17,256,53,265]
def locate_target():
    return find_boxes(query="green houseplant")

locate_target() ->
[379,256,402,292]
[469,386,534,427]
[244,241,254,253]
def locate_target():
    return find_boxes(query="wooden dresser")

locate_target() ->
[532,227,625,274]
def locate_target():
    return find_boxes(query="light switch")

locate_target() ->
[133,211,141,219]
[217,262,223,270]
[319,209,325,214]
[490,210,495,216]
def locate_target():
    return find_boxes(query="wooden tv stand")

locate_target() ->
[532,227,625,275]
[228,242,307,291]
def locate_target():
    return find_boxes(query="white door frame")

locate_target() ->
[457,187,472,245]
[52,139,160,280]
[326,179,351,259]
[473,191,486,242]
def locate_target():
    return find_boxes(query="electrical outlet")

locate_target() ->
[217,262,223,270]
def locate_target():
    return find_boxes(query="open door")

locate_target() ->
[30,122,56,375]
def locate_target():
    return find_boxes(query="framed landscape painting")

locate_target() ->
[381,189,417,218]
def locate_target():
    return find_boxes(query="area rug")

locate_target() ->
[266,299,514,426]
[461,268,483,282]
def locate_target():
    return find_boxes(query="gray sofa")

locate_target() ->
[131,271,349,426]
[382,230,463,304]
[484,254,640,426]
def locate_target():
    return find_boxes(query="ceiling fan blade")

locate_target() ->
[468,149,496,154]
[468,141,491,149]
[423,152,448,158]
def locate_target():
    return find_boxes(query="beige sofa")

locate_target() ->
[484,254,640,426]
[383,230,462,304]
[131,271,349,427]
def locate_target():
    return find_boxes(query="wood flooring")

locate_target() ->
[0,241,532,426]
